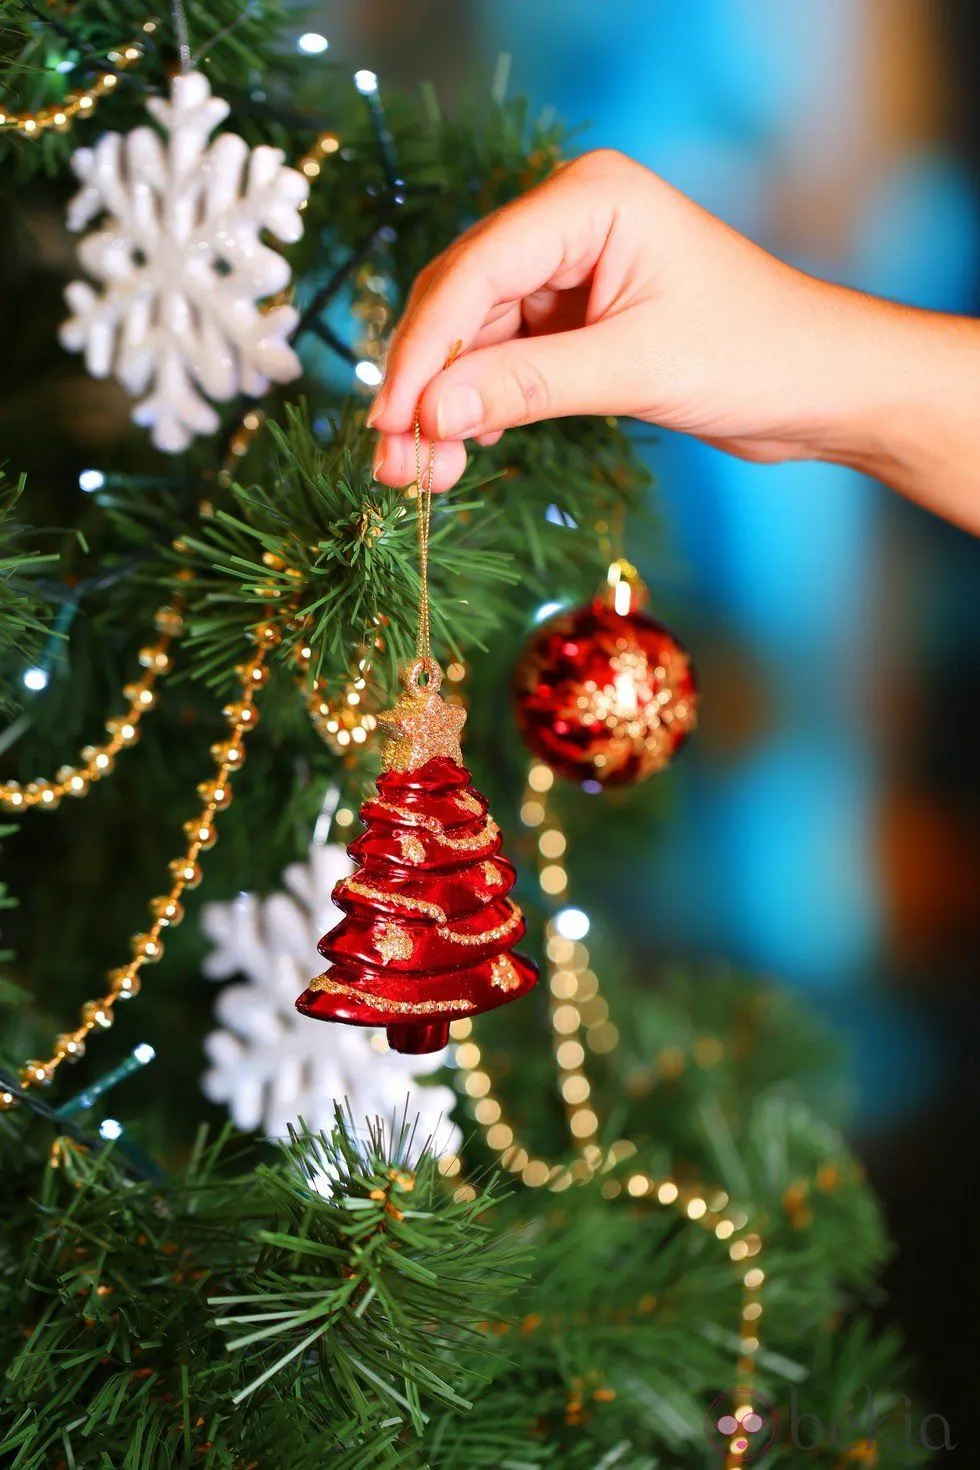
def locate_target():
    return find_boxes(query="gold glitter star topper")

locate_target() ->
[381,658,467,773]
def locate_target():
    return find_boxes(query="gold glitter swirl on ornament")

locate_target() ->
[307,974,471,1015]
[456,791,483,816]
[482,861,503,887]
[373,922,414,964]
[398,834,426,865]
[432,819,499,853]
[372,799,499,853]
[491,956,522,992]
[341,879,447,923]
[438,901,522,948]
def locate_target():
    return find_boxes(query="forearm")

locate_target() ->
[806,287,980,532]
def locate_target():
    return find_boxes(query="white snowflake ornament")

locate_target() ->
[200,840,461,1159]
[59,70,309,453]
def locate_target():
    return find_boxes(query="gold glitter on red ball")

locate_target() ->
[513,562,699,786]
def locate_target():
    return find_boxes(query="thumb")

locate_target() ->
[417,319,641,440]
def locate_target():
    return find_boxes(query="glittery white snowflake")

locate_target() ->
[200,840,461,1156]
[59,70,309,453]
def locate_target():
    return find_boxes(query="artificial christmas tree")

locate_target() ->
[0,4,925,1466]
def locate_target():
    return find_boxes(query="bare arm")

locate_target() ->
[367,149,980,534]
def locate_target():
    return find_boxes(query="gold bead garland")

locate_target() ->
[1,633,273,1110]
[447,759,765,1470]
[351,261,392,380]
[295,130,341,185]
[295,637,380,754]
[0,41,146,137]
[0,594,186,813]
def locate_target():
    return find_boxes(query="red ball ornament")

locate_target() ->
[297,659,537,1055]
[513,560,699,786]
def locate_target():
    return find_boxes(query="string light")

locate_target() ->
[351,261,393,388]
[78,469,105,493]
[532,600,565,623]
[450,759,767,1467]
[22,667,48,693]
[0,42,145,137]
[355,359,383,387]
[295,628,381,754]
[98,1117,123,1141]
[353,69,379,95]
[53,1041,158,1119]
[554,906,589,941]
[296,32,329,55]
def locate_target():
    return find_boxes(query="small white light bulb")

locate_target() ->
[297,32,329,55]
[78,469,105,493]
[23,667,49,692]
[532,601,564,624]
[354,69,379,94]
[99,1117,123,1141]
[355,360,384,387]
[555,907,590,941]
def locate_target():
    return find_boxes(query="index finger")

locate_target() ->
[368,157,616,436]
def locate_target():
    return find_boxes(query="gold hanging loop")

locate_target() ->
[412,340,463,665]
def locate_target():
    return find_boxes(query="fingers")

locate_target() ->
[416,316,642,438]
[368,157,620,436]
[372,432,467,492]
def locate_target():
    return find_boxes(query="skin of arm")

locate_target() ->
[367,149,980,535]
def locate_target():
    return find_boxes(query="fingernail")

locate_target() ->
[371,440,386,480]
[435,384,484,440]
[365,390,386,428]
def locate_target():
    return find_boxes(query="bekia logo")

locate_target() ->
[704,1386,956,1458]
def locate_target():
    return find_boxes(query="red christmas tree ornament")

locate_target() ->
[513,559,699,786]
[296,659,537,1055]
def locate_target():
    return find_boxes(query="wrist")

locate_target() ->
[804,286,980,529]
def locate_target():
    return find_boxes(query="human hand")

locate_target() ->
[368,148,980,533]
[367,150,851,487]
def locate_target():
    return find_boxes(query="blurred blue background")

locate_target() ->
[307,2,980,1444]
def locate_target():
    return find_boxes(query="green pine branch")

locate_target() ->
[0,975,929,1469]
[0,473,56,710]
[0,1111,524,1470]
[167,404,635,694]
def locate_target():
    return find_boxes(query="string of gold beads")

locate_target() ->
[294,637,379,753]
[1,636,273,1108]
[295,130,341,184]
[0,42,144,137]
[216,409,266,489]
[0,596,186,813]
[351,260,392,380]
[446,759,762,1467]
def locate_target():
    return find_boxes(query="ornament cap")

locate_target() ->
[602,558,649,616]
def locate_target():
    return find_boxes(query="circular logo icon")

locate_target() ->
[704,1393,779,1462]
